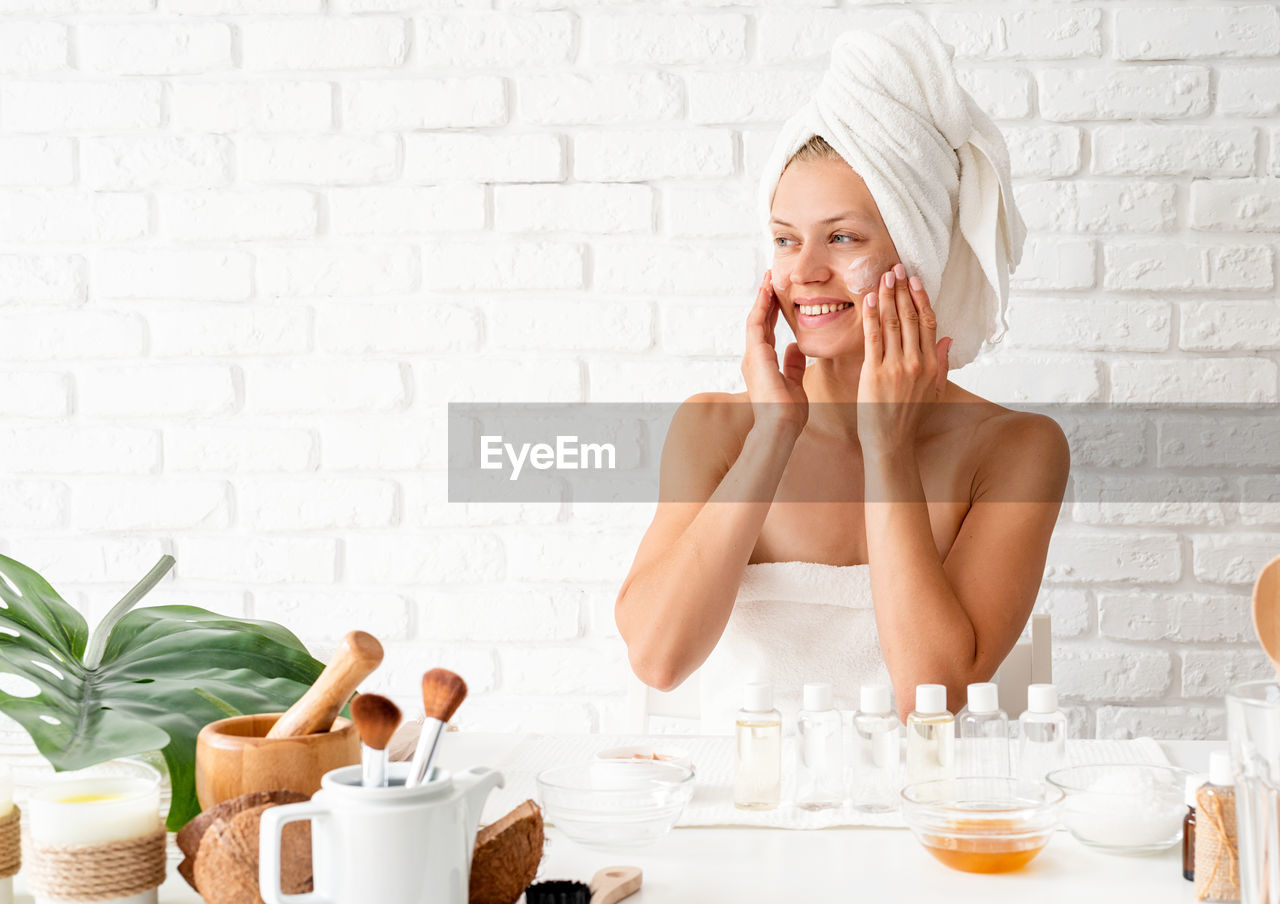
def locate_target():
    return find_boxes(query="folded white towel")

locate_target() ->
[757,15,1027,369]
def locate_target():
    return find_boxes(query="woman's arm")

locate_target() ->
[616,270,808,692]
[857,266,1070,721]
[864,416,1069,722]
[615,403,800,692]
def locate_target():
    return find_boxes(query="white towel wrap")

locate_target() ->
[697,561,890,732]
[757,15,1027,370]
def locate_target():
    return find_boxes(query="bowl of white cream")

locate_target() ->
[1046,764,1191,854]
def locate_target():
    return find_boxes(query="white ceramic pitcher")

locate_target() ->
[259,762,503,904]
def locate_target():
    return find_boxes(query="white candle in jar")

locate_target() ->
[0,762,12,904]
[29,775,161,904]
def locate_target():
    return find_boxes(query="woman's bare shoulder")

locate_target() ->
[942,384,1070,493]
[658,391,756,500]
[940,382,1063,436]
[673,391,755,441]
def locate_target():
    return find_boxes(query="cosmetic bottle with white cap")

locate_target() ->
[1017,683,1067,782]
[734,682,781,811]
[958,682,1010,778]
[906,683,954,785]
[796,682,842,811]
[850,684,900,813]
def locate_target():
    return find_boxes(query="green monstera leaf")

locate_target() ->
[0,553,325,830]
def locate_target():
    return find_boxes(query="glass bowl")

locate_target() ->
[535,761,694,849]
[900,777,1064,873]
[1046,764,1191,854]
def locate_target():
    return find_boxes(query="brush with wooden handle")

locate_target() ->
[351,693,401,788]
[524,866,642,904]
[266,631,384,739]
[589,867,642,904]
[406,669,467,787]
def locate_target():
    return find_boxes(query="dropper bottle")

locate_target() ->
[1184,772,1204,883]
[733,682,781,811]
[905,683,954,785]
[958,682,1010,777]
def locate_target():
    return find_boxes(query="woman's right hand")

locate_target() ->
[742,269,808,433]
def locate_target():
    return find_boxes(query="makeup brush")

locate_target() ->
[351,693,402,788]
[266,630,384,739]
[406,668,467,787]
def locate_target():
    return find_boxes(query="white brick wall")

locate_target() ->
[0,1,1277,740]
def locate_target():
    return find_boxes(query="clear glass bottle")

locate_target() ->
[958,682,1010,777]
[849,684,900,813]
[905,683,954,785]
[734,682,781,811]
[1195,751,1239,902]
[1016,683,1067,782]
[796,682,842,810]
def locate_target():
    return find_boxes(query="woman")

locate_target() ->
[614,18,1070,725]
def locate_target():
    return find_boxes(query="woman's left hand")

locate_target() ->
[853,262,953,453]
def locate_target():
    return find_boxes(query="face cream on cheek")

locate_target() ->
[771,255,883,298]
[769,263,791,298]
[770,251,898,325]
[845,254,897,298]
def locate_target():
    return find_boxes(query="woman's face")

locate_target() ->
[768,156,901,360]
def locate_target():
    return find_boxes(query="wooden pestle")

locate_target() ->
[266,631,384,739]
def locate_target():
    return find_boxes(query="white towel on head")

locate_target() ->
[757,15,1026,369]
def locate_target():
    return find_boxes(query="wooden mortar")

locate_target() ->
[195,713,360,810]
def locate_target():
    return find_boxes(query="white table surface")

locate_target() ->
[18,736,1215,904]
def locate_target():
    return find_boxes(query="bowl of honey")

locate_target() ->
[900,777,1064,873]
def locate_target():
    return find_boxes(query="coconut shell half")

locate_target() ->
[470,800,545,904]
[176,790,309,891]
[193,802,313,904]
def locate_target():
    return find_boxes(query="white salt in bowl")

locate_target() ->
[1046,764,1191,854]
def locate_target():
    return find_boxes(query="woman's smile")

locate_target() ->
[794,296,855,327]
